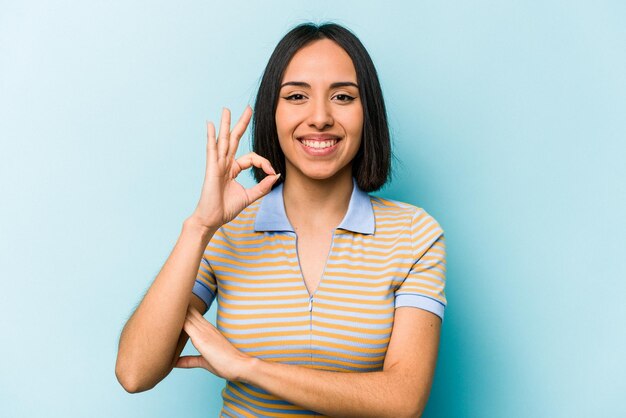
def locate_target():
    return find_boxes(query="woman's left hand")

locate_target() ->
[175,306,250,382]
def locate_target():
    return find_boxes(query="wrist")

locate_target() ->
[237,355,262,385]
[182,218,217,242]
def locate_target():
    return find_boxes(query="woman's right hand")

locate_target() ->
[187,106,280,232]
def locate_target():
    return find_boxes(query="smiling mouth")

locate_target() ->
[299,138,338,149]
[297,135,340,150]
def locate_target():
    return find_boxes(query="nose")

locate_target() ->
[306,98,334,130]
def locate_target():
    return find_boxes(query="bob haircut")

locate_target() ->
[252,22,392,192]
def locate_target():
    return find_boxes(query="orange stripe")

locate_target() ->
[220,292,308,308]
[326,262,413,271]
[333,235,412,244]
[321,269,408,280]
[326,253,396,263]
[401,276,446,291]
[254,356,382,370]
[214,265,296,277]
[219,311,309,320]
[315,310,393,325]
[313,329,390,345]
[320,278,393,288]
[210,255,299,268]
[316,293,392,306]
[222,221,256,231]
[219,300,306,311]
[229,382,278,401]
[314,301,393,314]
[218,319,311,330]
[232,339,312,349]
[245,348,384,362]
[220,276,302,286]
[221,395,256,417]
[312,319,392,335]
[408,269,446,281]
[221,329,311,340]
[218,282,303,292]
[226,385,304,412]
[208,236,294,252]
[210,246,293,260]
[329,246,412,257]
[316,285,393,297]
[396,288,445,301]
[213,235,295,247]
[309,339,388,354]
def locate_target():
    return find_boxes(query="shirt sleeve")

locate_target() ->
[192,247,218,310]
[394,209,447,321]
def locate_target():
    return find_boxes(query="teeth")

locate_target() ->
[301,139,337,149]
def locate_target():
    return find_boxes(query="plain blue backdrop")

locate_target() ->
[1,1,624,417]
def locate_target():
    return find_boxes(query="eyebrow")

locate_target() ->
[280,81,359,89]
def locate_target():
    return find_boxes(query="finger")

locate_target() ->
[175,355,209,369]
[182,320,193,338]
[246,173,281,203]
[234,152,276,177]
[182,316,200,338]
[186,306,208,325]
[227,105,252,161]
[187,305,201,317]
[217,107,231,158]
[185,308,214,334]
[206,121,217,163]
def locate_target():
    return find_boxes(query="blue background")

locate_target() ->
[1,1,624,416]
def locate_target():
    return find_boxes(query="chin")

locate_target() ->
[300,167,350,182]
[287,161,353,183]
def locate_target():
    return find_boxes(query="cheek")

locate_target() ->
[345,105,364,134]
[275,108,296,137]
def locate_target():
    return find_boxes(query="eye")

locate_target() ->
[283,93,307,101]
[333,94,356,103]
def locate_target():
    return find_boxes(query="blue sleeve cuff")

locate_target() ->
[395,294,445,322]
[192,281,217,310]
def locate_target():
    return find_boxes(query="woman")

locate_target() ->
[116,23,446,417]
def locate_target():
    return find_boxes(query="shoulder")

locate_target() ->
[370,195,443,231]
[369,195,444,252]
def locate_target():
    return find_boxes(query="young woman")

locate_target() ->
[116,23,447,417]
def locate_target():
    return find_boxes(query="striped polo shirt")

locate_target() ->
[192,180,447,417]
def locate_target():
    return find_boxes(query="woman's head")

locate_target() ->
[252,23,391,192]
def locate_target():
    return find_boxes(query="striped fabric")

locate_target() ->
[192,180,446,417]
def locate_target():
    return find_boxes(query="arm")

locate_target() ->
[114,222,212,393]
[115,106,279,393]
[179,306,441,418]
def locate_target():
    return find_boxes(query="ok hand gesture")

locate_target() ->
[188,106,280,232]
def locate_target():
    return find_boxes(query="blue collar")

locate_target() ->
[254,179,375,235]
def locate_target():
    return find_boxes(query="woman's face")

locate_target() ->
[275,39,363,183]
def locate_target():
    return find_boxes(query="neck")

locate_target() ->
[282,169,354,232]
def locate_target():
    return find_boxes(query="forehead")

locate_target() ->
[282,39,357,84]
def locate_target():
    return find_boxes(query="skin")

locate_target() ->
[276,38,364,295]
[115,106,281,392]
[116,38,441,417]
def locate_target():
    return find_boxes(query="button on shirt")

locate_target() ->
[192,180,447,417]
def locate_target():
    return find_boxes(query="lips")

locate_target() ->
[300,138,338,149]
[296,134,341,150]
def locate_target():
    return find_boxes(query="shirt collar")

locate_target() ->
[254,179,375,235]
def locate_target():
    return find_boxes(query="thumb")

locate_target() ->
[175,355,210,369]
[246,173,281,203]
